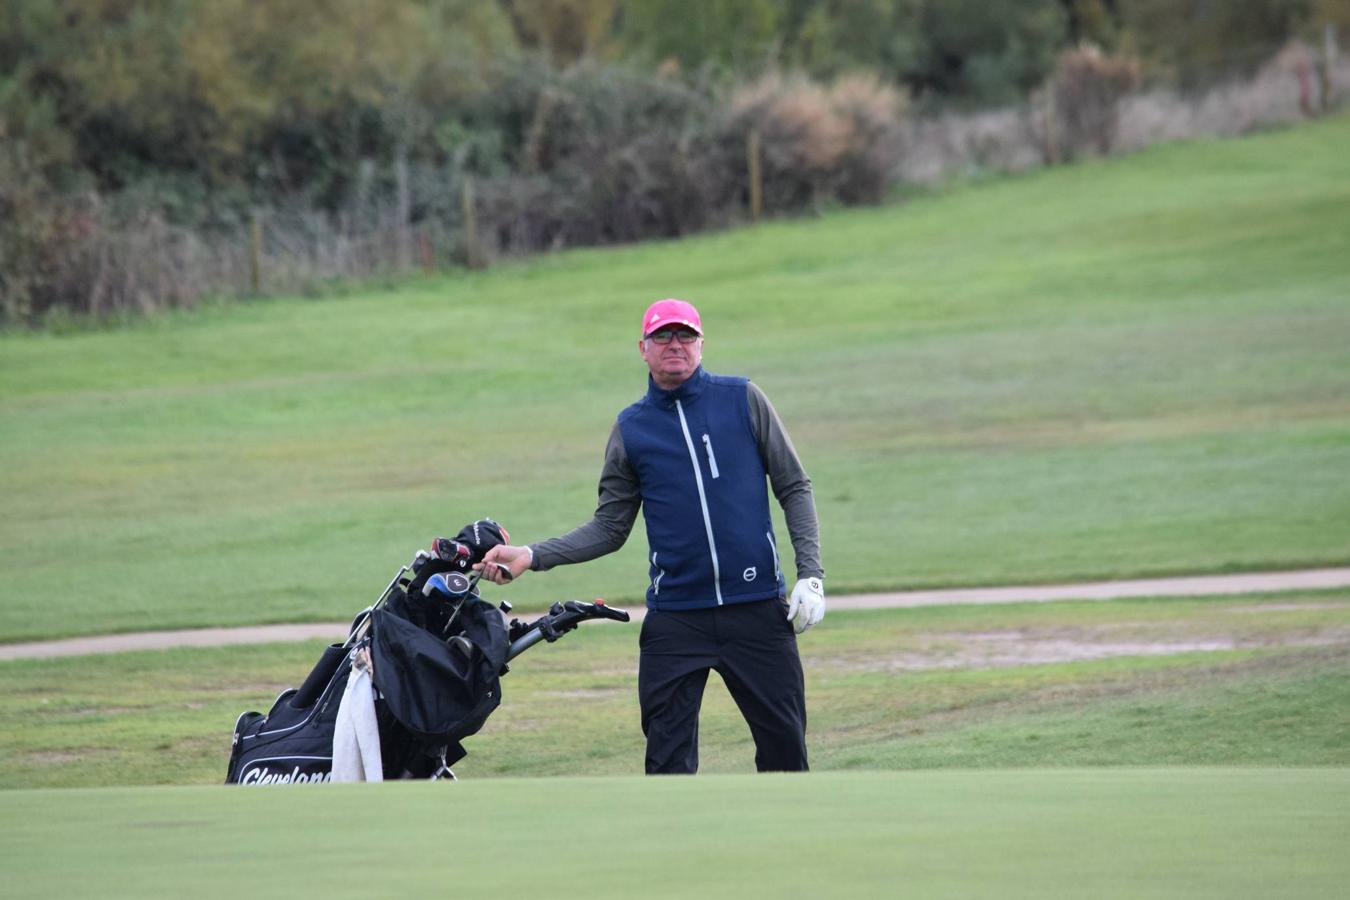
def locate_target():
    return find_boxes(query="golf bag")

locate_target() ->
[225,520,628,784]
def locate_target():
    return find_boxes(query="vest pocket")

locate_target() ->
[701,434,720,479]
[766,532,782,581]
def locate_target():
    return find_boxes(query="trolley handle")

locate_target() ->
[573,599,630,623]
[504,599,631,662]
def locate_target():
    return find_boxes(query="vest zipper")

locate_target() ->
[651,551,664,595]
[701,434,720,479]
[766,531,781,581]
[675,399,724,605]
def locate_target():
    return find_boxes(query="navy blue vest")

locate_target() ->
[617,367,786,611]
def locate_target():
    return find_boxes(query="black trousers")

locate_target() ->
[638,596,808,774]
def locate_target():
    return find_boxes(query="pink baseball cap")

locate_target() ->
[641,299,702,337]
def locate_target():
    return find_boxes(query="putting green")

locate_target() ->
[3,769,1346,898]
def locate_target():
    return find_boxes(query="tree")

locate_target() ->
[908,0,1068,105]
[0,0,522,210]
[497,0,618,64]
[1118,0,1315,87]
[1059,0,1122,47]
[614,0,783,73]
[781,0,924,79]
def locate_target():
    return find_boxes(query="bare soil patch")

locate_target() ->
[1224,601,1350,614]
[828,626,1350,672]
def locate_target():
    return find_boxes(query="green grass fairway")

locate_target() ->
[2,770,1346,899]
[2,117,1349,641]
[4,591,1346,789]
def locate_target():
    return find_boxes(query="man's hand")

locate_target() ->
[786,577,825,634]
[475,544,532,585]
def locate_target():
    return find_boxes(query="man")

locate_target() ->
[479,298,825,774]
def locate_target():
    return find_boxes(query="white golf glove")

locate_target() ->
[786,577,825,634]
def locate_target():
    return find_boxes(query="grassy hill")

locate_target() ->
[2,116,1348,641]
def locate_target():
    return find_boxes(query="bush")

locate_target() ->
[471,61,729,257]
[0,131,115,324]
[1050,43,1142,159]
[896,107,1042,184]
[469,63,905,258]
[0,135,56,322]
[828,74,908,203]
[721,71,905,212]
[12,37,1328,326]
[723,73,849,211]
[1114,45,1342,154]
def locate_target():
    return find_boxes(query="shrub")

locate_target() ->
[1050,43,1142,159]
[828,74,908,203]
[1113,46,1338,154]
[896,107,1042,184]
[471,61,729,257]
[721,71,905,212]
[11,38,1331,326]
[723,73,849,211]
[0,130,112,324]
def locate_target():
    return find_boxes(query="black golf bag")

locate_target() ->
[225,520,629,784]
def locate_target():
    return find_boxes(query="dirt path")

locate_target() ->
[3,567,1349,662]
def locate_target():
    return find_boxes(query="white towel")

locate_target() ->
[331,649,383,782]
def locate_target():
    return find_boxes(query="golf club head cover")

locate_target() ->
[431,537,472,570]
[453,518,511,565]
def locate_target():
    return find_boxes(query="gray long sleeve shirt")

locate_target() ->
[529,381,823,581]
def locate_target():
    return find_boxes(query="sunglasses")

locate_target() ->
[647,329,701,344]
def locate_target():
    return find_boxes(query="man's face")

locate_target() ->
[639,326,703,387]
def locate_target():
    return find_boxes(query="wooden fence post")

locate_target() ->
[249,211,263,294]
[419,230,434,274]
[747,129,763,223]
[461,176,481,269]
[1041,85,1058,165]
[1322,23,1339,113]
[395,152,412,272]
